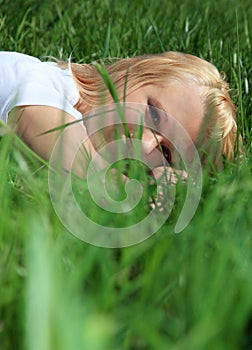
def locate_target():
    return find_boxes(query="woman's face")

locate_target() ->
[126,83,203,139]
[85,82,204,169]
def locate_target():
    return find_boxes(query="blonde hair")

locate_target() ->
[59,52,240,161]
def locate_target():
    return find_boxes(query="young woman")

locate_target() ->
[0,51,238,178]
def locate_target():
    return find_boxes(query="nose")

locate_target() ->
[141,128,171,167]
[141,128,163,155]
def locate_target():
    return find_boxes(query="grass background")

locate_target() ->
[0,0,252,349]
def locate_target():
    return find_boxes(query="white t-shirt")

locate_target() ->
[0,51,82,123]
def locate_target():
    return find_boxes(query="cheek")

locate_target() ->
[90,124,129,150]
[90,126,119,150]
[86,102,148,153]
[104,123,142,142]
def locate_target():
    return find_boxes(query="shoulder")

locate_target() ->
[0,52,81,122]
[0,52,42,122]
[0,51,41,65]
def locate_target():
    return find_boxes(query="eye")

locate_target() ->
[148,100,161,126]
[161,145,172,164]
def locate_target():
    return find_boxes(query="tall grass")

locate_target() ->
[0,0,252,349]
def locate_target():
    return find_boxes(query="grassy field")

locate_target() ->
[0,0,252,349]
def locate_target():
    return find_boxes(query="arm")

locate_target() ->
[8,105,98,178]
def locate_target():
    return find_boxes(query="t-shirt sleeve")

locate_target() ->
[12,63,82,121]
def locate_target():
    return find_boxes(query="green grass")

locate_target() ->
[1,0,252,349]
